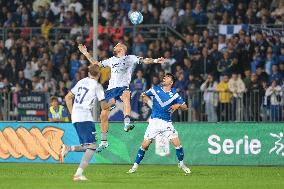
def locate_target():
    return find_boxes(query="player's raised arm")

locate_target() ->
[65,91,75,114]
[139,57,166,64]
[141,88,154,108]
[78,44,102,66]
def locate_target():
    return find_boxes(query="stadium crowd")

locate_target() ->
[0,0,283,122]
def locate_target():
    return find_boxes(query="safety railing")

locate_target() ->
[173,89,284,122]
[2,89,284,122]
[0,24,181,43]
[1,24,283,46]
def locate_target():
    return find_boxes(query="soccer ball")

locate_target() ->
[129,11,143,25]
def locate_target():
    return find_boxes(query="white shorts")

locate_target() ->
[144,118,178,141]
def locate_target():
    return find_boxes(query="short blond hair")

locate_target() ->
[114,43,127,52]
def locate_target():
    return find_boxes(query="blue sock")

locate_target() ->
[135,147,145,164]
[176,147,184,161]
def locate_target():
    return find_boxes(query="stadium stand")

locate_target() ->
[0,0,283,122]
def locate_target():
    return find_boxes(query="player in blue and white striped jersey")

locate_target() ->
[127,73,191,174]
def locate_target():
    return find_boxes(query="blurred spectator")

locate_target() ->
[256,66,269,83]
[161,50,176,73]
[199,47,214,78]
[200,73,218,122]
[41,18,53,40]
[247,73,263,121]
[4,58,18,84]
[33,76,44,92]
[216,74,232,121]
[39,64,51,81]
[174,73,187,96]
[69,52,81,80]
[191,1,208,25]
[131,70,147,93]
[17,70,32,92]
[269,64,283,85]
[278,46,284,64]
[62,72,72,89]
[186,74,200,121]
[24,62,35,80]
[48,96,69,122]
[265,48,277,75]
[5,32,15,50]
[160,0,174,24]
[56,80,68,104]
[250,46,262,73]
[217,51,236,76]
[0,48,6,69]
[52,44,66,68]
[172,39,187,64]
[151,75,160,87]
[132,34,147,56]
[243,69,252,89]
[70,23,83,36]
[71,72,81,88]
[68,0,83,16]
[228,73,246,121]
[158,70,165,83]
[265,80,282,121]
[50,0,62,16]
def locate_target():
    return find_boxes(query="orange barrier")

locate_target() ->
[0,127,64,160]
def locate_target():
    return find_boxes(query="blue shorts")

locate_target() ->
[105,86,129,102]
[73,121,96,145]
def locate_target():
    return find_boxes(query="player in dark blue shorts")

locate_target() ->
[60,65,114,181]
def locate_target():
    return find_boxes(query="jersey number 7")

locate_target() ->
[75,87,89,104]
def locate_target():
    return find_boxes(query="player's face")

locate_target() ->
[51,100,59,108]
[162,75,173,86]
[113,44,126,56]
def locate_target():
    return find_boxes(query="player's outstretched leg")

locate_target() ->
[171,137,191,174]
[59,144,69,163]
[73,144,96,181]
[121,91,135,132]
[128,140,151,173]
[59,144,89,163]
[96,109,109,153]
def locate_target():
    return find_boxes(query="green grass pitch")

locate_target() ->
[0,163,283,189]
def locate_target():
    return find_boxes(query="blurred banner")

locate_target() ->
[219,24,249,37]
[0,122,283,165]
[17,93,47,121]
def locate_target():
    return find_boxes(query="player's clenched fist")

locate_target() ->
[156,57,166,64]
[78,44,88,56]
[78,44,99,65]
[169,104,181,112]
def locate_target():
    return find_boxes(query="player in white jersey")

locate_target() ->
[78,43,165,152]
[60,64,114,181]
[127,73,191,174]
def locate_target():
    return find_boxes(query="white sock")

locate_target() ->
[71,146,75,151]
[133,163,139,168]
[75,167,84,176]
[179,160,184,166]
[124,116,130,125]
[101,140,108,145]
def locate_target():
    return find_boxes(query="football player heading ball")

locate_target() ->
[78,43,165,152]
